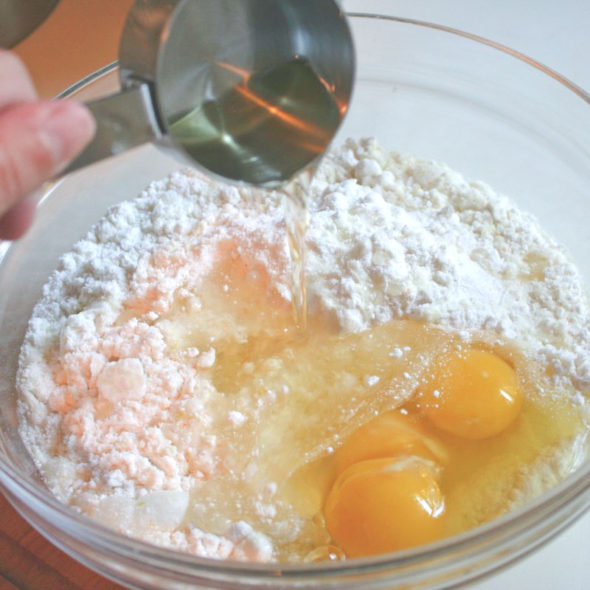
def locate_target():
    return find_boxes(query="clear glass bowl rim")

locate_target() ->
[0,11,589,585]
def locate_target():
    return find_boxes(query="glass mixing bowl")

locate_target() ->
[1,13,589,590]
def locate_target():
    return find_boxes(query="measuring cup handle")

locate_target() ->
[62,84,163,175]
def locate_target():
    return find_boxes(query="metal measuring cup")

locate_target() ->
[66,0,355,187]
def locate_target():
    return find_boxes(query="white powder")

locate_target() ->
[16,137,590,561]
[306,139,590,392]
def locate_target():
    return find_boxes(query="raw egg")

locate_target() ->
[334,410,447,474]
[421,349,523,439]
[324,457,445,557]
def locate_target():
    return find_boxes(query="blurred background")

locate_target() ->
[9,0,589,99]
[12,0,134,97]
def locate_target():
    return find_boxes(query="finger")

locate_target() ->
[0,100,95,217]
[0,197,36,240]
[0,50,37,108]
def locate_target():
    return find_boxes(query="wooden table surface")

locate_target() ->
[0,492,126,589]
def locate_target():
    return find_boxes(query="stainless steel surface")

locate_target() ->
[63,85,162,175]
[66,0,355,187]
[0,0,59,48]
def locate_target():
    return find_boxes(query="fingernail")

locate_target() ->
[40,100,96,169]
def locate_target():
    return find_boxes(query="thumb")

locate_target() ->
[0,100,95,218]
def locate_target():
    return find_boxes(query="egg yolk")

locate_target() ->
[334,410,448,474]
[324,458,445,557]
[421,349,523,439]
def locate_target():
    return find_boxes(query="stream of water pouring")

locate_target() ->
[169,57,340,331]
[282,168,314,331]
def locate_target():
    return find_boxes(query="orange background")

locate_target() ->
[14,0,134,98]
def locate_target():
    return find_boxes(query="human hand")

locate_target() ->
[0,50,95,240]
